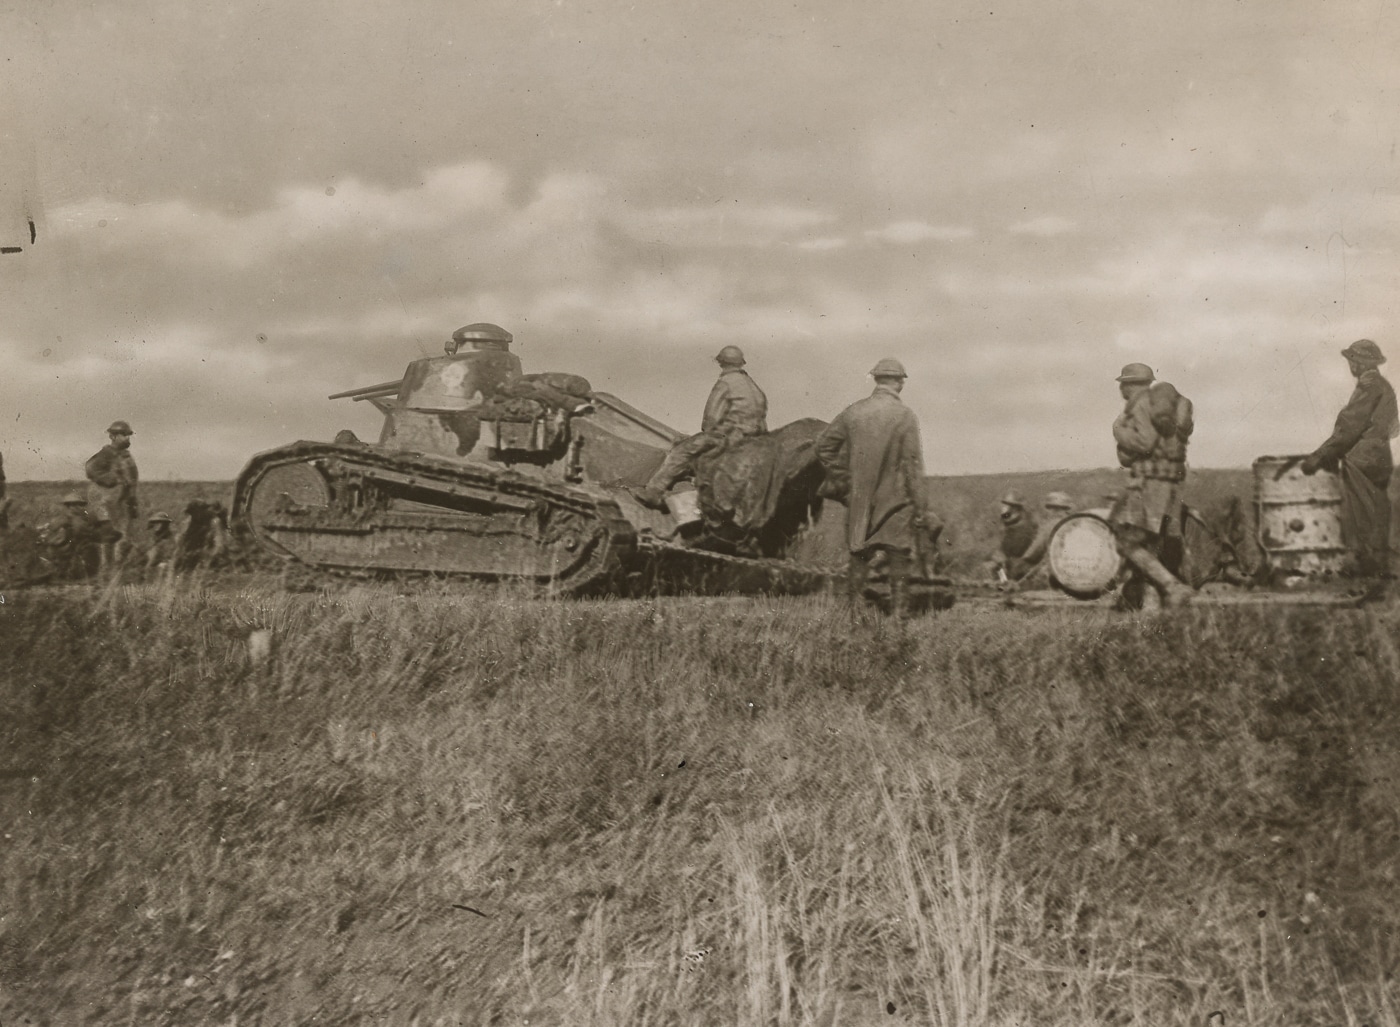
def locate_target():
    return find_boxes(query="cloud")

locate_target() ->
[1008,216,1076,237]
[864,221,976,244]
[4,0,1400,481]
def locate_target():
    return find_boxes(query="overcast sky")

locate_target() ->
[3,0,1399,480]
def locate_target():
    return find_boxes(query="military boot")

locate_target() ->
[631,486,668,511]
[1122,545,1194,608]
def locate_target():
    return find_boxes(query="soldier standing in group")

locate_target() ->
[816,358,929,618]
[635,345,768,509]
[1300,339,1399,584]
[85,420,140,570]
[1109,363,1195,608]
[0,450,8,529]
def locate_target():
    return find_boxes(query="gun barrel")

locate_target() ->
[328,379,403,401]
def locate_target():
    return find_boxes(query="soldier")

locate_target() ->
[1300,339,1399,582]
[635,345,768,509]
[85,419,140,568]
[1109,362,1195,608]
[48,492,102,579]
[144,511,177,580]
[816,358,929,618]
[1001,491,1074,586]
[994,491,1037,579]
[0,449,8,530]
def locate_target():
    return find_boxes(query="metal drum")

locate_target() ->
[1047,513,1124,599]
[1253,455,1352,578]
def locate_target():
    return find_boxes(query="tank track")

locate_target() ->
[232,441,844,598]
[232,441,636,596]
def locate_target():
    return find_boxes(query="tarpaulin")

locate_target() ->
[694,418,827,553]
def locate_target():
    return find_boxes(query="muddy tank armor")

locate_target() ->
[231,331,834,595]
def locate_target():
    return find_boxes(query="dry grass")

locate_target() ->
[2,579,1399,1025]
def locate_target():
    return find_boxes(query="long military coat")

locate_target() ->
[1311,368,1399,487]
[701,369,768,440]
[84,444,140,524]
[816,384,926,554]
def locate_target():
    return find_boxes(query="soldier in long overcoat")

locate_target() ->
[1301,339,1399,581]
[816,358,928,617]
[85,419,140,568]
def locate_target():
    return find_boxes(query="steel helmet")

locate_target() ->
[1115,363,1154,384]
[62,491,86,506]
[451,323,513,348]
[147,511,173,524]
[1044,491,1073,511]
[1341,338,1386,365]
[869,357,908,379]
[107,419,135,435]
[1000,490,1025,508]
[714,345,747,367]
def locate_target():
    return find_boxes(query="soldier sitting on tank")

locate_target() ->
[634,345,768,510]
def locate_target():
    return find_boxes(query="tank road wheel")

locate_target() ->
[238,459,334,559]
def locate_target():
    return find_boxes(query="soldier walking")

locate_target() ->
[1109,363,1195,608]
[816,358,929,618]
[1300,339,1398,584]
[635,345,768,509]
[85,420,140,570]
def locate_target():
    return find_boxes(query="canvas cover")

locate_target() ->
[693,418,827,555]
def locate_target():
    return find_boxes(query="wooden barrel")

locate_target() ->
[1047,513,1124,599]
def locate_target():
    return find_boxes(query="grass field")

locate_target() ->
[2,577,1400,1025]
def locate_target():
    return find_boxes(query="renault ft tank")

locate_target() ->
[231,324,837,595]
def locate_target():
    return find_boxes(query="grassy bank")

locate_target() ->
[2,585,1399,1025]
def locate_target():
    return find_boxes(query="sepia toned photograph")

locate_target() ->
[2,0,1399,1023]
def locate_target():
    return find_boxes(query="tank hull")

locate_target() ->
[231,440,840,597]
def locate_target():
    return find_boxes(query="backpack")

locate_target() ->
[1148,383,1194,442]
